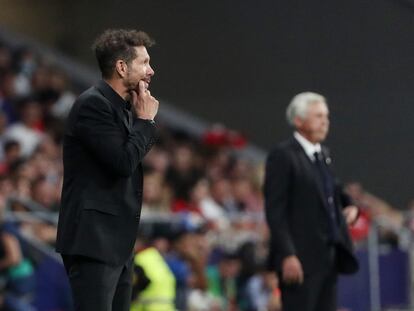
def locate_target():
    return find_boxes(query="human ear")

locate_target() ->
[115,60,128,78]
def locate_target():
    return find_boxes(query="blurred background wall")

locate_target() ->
[1,0,413,207]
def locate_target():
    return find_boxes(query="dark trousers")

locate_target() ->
[62,254,134,311]
[281,249,337,311]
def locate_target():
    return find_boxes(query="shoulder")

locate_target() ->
[66,87,114,132]
[77,87,110,108]
[71,86,113,117]
[267,139,295,160]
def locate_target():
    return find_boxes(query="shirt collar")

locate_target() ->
[96,80,130,110]
[294,131,322,161]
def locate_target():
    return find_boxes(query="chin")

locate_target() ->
[313,134,326,143]
[319,135,328,142]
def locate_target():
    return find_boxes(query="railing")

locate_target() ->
[338,216,413,311]
[5,195,414,311]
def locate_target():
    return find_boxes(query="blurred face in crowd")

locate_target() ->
[32,179,56,208]
[145,147,170,174]
[0,177,13,197]
[294,101,329,144]
[193,231,209,257]
[211,179,233,204]
[21,101,42,127]
[229,158,251,179]
[122,46,154,92]
[219,257,241,279]
[49,70,68,93]
[345,182,364,201]
[174,232,197,258]
[152,237,169,255]
[172,145,194,173]
[31,66,51,91]
[190,178,210,203]
[15,177,32,198]
[0,112,8,133]
[4,143,21,164]
[37,137,61,160]
[0,72,17,98]
[143,172,164,204]
[0,47,12,70]
[232,178,253,202]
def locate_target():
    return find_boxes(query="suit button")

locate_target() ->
[135,214,140,220]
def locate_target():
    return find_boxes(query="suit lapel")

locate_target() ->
[290,138,328,210]
[114,106,132,133]
[321,147,334,175]
[95,80,131,133]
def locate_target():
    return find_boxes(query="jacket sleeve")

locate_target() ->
[74,96,156,177]
[339,186,354,208]
[264,147,296,269]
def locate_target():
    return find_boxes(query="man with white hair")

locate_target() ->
[264,92,359,311]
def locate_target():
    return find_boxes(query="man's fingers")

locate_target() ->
[133,80,159,120]
[298,270,304,284]
[130,90,138,103]
[283,267,303,285]
[283,274,292,283]
[284,276,298,284]
[283,271,296,283]
[138,80,146,96]
[343,206,358,225]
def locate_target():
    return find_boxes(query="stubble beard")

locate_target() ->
[124,72,140,92]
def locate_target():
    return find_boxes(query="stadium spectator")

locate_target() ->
[4,98,44,157]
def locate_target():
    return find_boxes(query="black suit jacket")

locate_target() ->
[56,80,156,266]
[264,137,358,275]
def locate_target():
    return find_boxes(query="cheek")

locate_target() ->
[306,120,318,131]
[314,119,327,130]
[140,65,148,75]
[130,65,145,78]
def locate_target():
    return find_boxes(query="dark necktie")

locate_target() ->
[313,151,339,242]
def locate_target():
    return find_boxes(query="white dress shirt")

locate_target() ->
[293,131,322,162]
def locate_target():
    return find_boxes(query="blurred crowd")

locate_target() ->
[0,39,412,311]
[0,40,281,311]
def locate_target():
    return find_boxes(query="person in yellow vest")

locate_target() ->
[131,231,176,311]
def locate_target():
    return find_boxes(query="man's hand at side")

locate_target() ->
[343,205,359,225]
[282,255,304,285]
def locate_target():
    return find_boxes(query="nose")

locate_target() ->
[148,65,155,77]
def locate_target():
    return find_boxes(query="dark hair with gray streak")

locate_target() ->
[92,29,155,78]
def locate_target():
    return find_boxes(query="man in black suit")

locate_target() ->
[56,29,159,311]
[264,92,359,311]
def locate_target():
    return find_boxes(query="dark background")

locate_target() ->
[1,0,413,207]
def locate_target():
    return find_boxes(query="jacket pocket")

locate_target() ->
[82,199,118,216]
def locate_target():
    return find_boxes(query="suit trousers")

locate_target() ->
[62,254,134,311]
[281,247,337,311]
